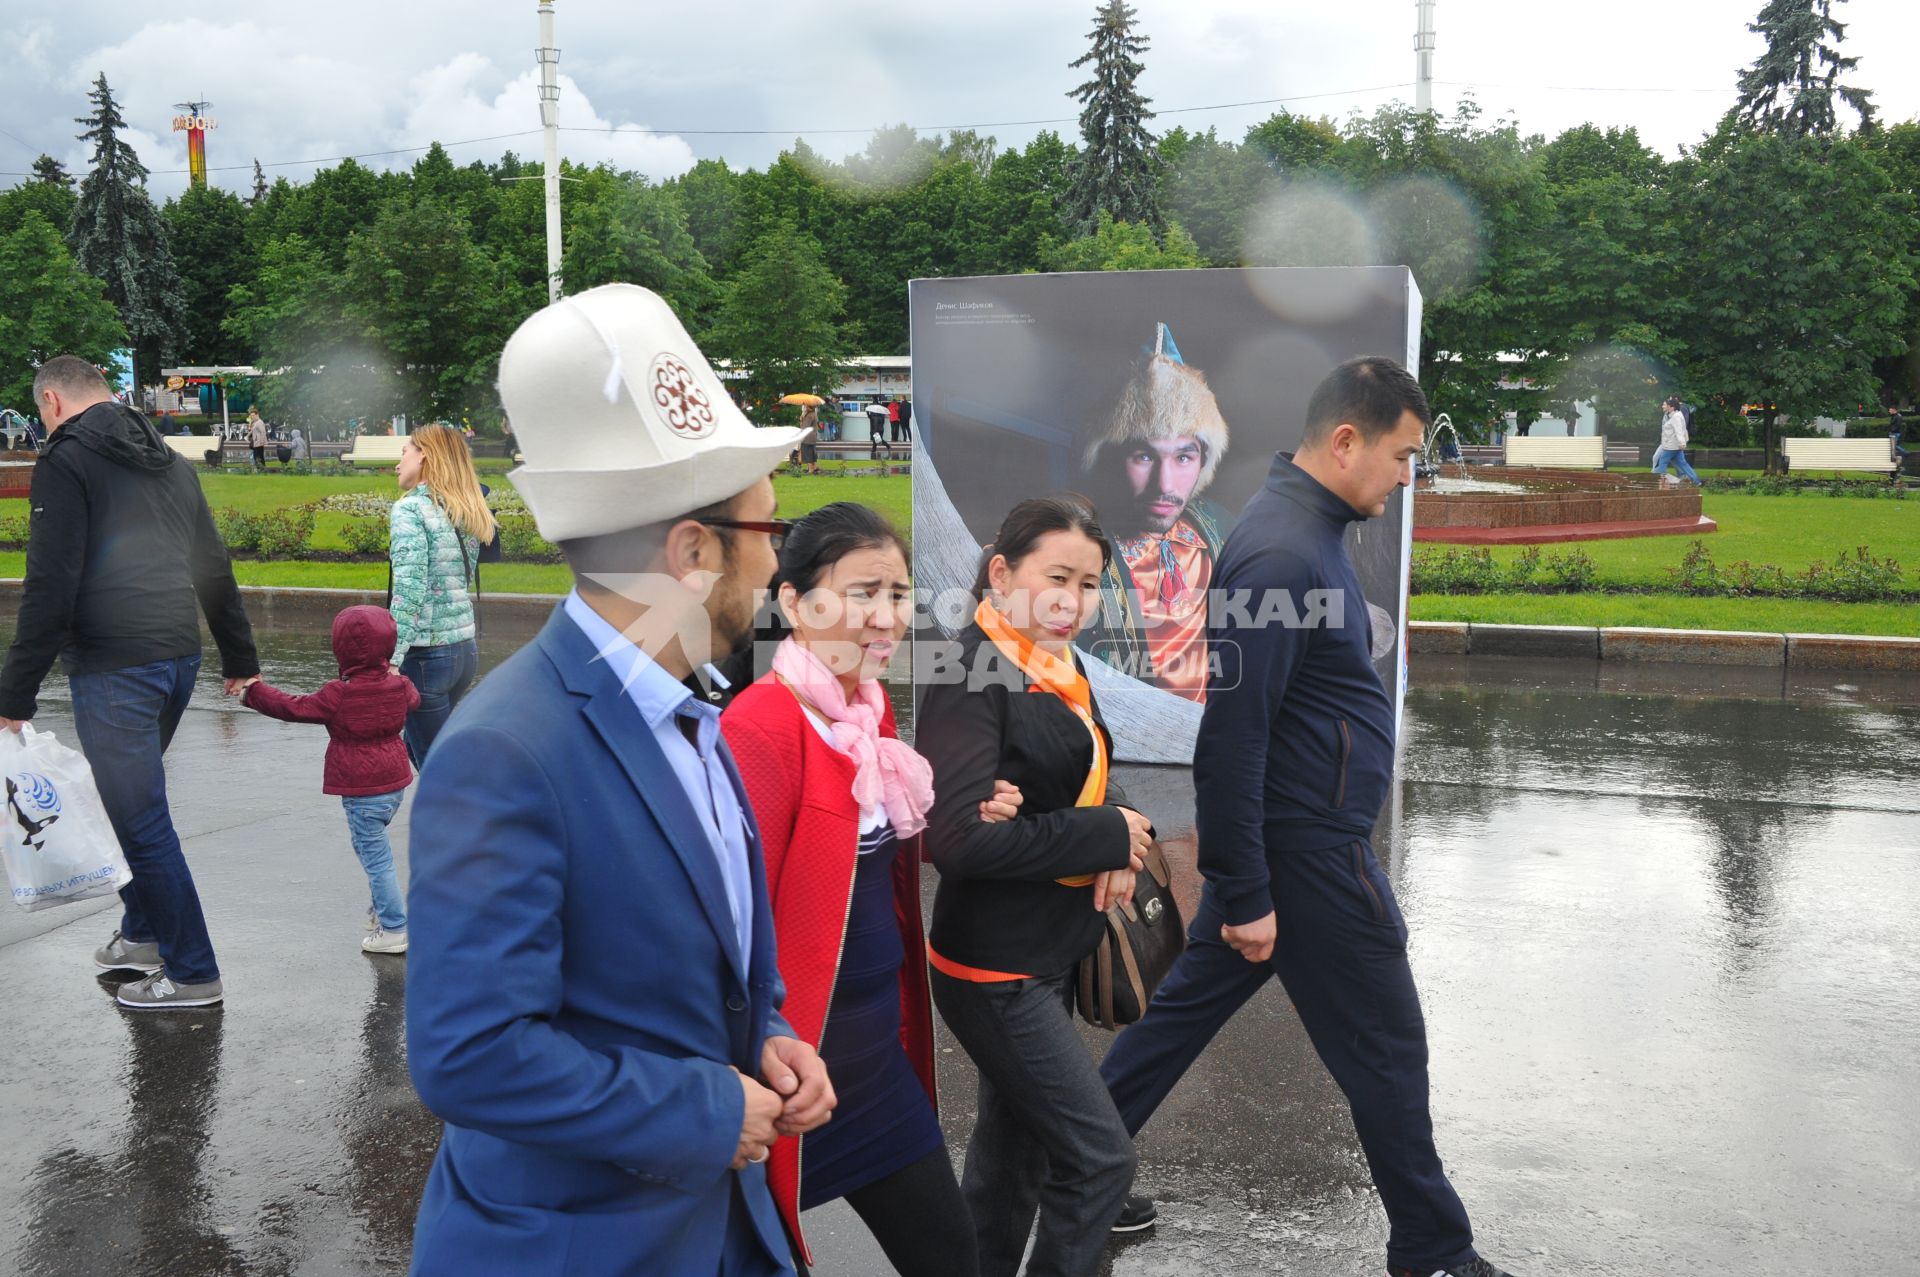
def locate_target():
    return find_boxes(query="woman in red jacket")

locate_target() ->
[723,504,998,1277]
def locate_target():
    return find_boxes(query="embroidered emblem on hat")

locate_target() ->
[648,353,718,439]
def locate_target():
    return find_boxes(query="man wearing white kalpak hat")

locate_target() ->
[404,283,832,1276]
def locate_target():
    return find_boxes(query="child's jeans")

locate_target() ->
[342,791,407,931]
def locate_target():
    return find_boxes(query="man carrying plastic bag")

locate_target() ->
[0,357,259,1010]
[2,723,131,909]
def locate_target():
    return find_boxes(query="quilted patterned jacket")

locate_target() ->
[387,483,477,662]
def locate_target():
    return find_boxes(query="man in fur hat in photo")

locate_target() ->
[1077,322,1232,703]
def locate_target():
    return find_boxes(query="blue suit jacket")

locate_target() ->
[406,607,793,1276]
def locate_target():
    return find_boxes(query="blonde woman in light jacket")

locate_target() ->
[389,424,497,764]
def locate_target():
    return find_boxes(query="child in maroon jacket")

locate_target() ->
[240,605,421,955]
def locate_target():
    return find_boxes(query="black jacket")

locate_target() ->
[1195,452,1397,926]
[0,402,258,719]
[919,624,1136,976]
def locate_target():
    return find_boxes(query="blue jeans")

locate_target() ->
[66,656,219,985]
[1652,447,1701,484]
[1100,841,1476,1273]
[342,791,406,931]
[400,639,478,767]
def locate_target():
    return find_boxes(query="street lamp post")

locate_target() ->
[537,1,563,303]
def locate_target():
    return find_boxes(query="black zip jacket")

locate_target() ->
[919,624,1137,977]
[0,402,258,719]
[1195,452,1398,926]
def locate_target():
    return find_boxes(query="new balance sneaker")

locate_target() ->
[116,972,224,1010]
[1111,1193,1157,1233]
[1388,1257,1517,1277]
[93,930,162,974]
[362,928,409,955]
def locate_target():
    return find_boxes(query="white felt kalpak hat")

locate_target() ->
[500,283,807,542]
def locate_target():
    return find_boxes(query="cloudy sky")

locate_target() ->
[4,1,1915,200]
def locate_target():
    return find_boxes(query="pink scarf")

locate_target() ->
[771,637,934,838]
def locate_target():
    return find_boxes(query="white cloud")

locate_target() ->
[396,56,695,181]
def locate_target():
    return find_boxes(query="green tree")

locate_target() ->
[1863,120,1920,407]
[672,158,743,274]
[1330,102,1554,428]
[165,184,254,364]
[345,196,511,421]
[0,211,126,410]
[1157,127,1272,265]
[224,233,377,430]
[249,159,268,206]
[1735,0,1874,138]
[1532,126,1682,438]
[0,173,78,242]
[561,172,715,325]
[68,73,188,388]
[1067,0,1160,232]
[1041,211,1205,271]
[707,220,851,424]
[31,154,73,189]
[1675,127,1913,470]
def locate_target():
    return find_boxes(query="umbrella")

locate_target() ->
[779,393,825,406]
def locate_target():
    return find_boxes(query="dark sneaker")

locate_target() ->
[93,930,162,974]
[1389,1258,1516,1277]
[1111,1193,1157,1233]
[116,972,224,1010]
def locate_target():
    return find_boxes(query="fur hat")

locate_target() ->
[1080,322,1230,497]
[500,283,806,543]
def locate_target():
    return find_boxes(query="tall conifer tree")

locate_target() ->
[68,73,188,387]
[1067,0,1161,233]
[1735,0,1875,138]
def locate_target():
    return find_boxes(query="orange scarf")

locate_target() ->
[925,600,1114,985]
[974,599,1108,884]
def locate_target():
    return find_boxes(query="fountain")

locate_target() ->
[1411,414,1715,545]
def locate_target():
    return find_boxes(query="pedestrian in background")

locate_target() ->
[239,606,419,955]
[387,425,496,765]
[0,356,259,1010]
[248,407,268,470]
[1652,396,1702,487]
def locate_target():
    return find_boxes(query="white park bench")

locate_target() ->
[1503,435,1609,469]
[1781,436,1896,475]
[161,434,224,465]
[341,435,409,466]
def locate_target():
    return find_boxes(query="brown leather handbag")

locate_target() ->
[1076,839,1185,1030]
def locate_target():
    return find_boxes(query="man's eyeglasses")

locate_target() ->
[700,519,796,549]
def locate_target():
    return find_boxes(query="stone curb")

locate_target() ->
[4,580,1915,672]
[1411,620,1920,671]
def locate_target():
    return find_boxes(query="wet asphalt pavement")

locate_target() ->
[2,628,1916,1277]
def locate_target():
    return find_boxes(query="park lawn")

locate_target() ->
[1443,494,1918,587]
[1410,592,1920,637]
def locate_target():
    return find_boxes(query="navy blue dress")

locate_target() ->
[798,821,944,1209]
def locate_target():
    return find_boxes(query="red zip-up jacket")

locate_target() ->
[242,606,420,796]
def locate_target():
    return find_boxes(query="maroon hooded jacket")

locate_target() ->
[243,605,421,796]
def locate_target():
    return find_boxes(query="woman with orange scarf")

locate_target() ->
[918,496,1157,1277]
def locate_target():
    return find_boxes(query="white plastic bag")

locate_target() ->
[0,723,132,912]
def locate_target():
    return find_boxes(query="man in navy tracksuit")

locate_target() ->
[1100,357,1516,1277]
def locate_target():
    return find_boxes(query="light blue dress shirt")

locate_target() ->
[563,590,754,970]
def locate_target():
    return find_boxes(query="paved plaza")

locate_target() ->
[2,633,1916,1276]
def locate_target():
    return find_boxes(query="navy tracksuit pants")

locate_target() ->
[1099,838,1477,1272]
